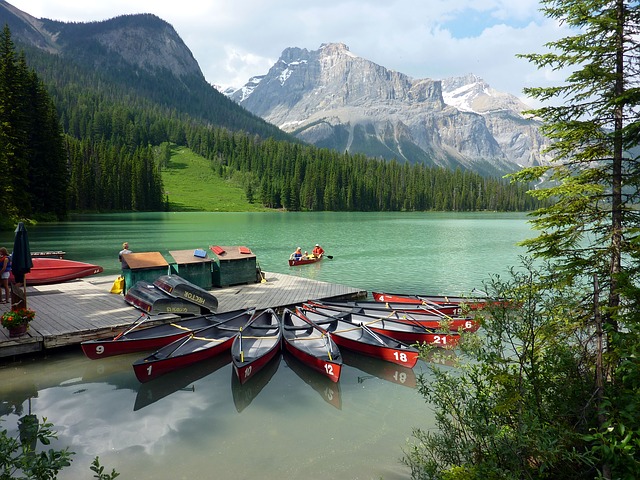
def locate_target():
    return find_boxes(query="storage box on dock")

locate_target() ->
[122,252,170,293]
[168,249,214,290]
[210,246,257,287]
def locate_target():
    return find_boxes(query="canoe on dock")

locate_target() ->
[12,258,103,285]
[153,274,219,313]
[124,281,204,316]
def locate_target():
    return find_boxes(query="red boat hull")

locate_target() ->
[300,309,419,368]
[283,343,342,383]
[133,336,236,383]
[288,255,322,267]
[372,291,487,310]
[306,301,480,333]
[12,258,103,285]
[233,344,281,384]
[231,309,282,384]
[329,333,418,368]
[82,331,191,359]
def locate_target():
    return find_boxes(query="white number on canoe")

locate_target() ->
[465,321,473,330]
[393,352,408,363]
[324,364,334,376]
[95,345,104,355]
[433,335,446,345]
[244,366,253,378]
[146,365,153,376]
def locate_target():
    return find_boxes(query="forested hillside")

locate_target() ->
[1,12,541,222]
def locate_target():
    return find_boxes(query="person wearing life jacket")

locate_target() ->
[312,244,325,258]
[0,247,11,303]
[290,247,303,261]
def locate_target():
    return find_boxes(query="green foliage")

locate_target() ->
[0,414,120,480]
[0,415,73,479]
[90,457,120,480]
[411,2,640,478]
[0,26,68,224]
[404,260,599,479]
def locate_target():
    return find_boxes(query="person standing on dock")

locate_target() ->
[118,242,132,293]
[0,247,10,303]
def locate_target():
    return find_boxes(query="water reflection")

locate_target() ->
[342,349,417,389]
[231,352,281,413]
[283,351,342,410]
[134,353,231,411]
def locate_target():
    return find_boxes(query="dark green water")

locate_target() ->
[0,212,532,479]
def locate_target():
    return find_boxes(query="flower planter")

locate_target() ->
[8,324,27,337]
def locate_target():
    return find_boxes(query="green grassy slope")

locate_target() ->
[162,146,267,212]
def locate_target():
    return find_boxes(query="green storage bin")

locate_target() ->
[121,252,170,294]
[211,246,257,287]
[168,249,214,290]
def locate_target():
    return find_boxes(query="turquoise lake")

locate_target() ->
[0,211,533,479]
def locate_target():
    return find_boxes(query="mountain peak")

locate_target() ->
[231,43,549,174]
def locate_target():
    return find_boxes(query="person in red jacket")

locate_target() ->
[312,244,325,258]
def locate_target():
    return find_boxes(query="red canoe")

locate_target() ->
[81,308,254,359]
[306,300,480,333]
[372,291,488,310]
[298,308,419,368]
[12,258,103,285]
[132,322,240,383]
[302,305,461,348]
[282,308,342,383]
[315,298,466,317]
[231,309,283,384]
[288,254,323,267]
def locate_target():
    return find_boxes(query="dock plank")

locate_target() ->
[0,272,366,358]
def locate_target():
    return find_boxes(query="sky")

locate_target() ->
[9,0,569,105]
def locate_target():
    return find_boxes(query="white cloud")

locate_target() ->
[9,0,570,103]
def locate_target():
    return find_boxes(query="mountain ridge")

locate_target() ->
[229,43,549,175]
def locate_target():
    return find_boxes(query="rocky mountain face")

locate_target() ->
[0,1,202,80]
[230,43,549,175]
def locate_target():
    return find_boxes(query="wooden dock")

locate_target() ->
[0,272,367,359]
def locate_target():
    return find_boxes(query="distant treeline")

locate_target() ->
[3,24,539,222]
[187,133,537,211]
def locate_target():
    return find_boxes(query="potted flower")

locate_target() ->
[1,308,35,337]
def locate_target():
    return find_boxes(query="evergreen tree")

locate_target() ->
[406,1,640,478]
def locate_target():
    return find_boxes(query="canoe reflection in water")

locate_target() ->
[231,352,281,413]
[341,349,417,389]
[283,351,342,410]
[134,354,231,411]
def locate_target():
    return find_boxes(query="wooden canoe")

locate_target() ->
[282,308,342,382]
[297,308,419,368]
[81,308,254,359]
[231,309,282,384]
[302,305,461,348]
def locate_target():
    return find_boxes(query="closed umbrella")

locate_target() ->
[12,222,33,308]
